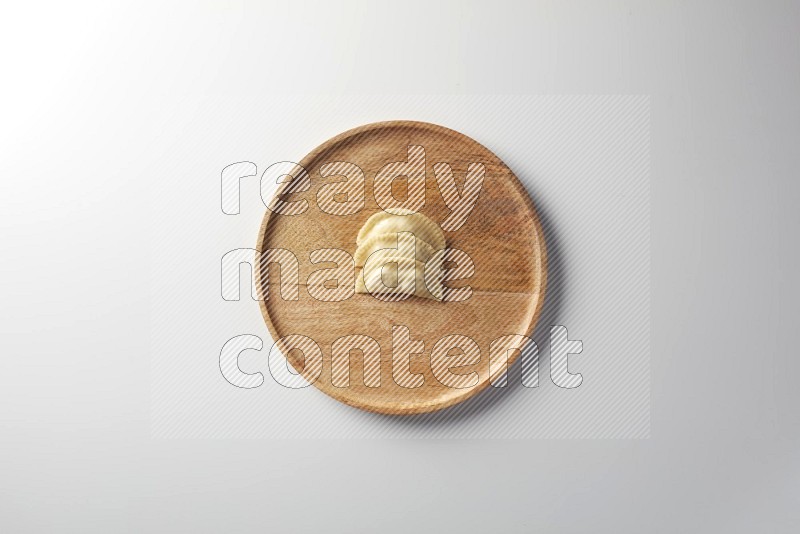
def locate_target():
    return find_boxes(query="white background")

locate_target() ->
[1,1,799,532]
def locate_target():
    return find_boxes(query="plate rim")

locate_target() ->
[255,120,548,415]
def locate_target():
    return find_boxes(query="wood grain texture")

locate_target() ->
[256,121,547,414]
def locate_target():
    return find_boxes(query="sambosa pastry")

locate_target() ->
[353,232,438,267]
[354,210,445,301]
[356,209,446,250]
[355,257,444,301]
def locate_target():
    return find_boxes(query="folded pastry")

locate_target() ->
[356,209,446,250]
[355,257,443,301]
[354,210,445,301]
[353,232,438,268]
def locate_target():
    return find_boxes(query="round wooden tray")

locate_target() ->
[256,121,546,415]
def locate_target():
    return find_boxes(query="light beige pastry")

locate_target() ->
[353,232,438,268]
[356,258,443,301]
[356,209,446,250]
[354,210,445,301]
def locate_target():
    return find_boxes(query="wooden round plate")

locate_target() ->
[256,121,546,415]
